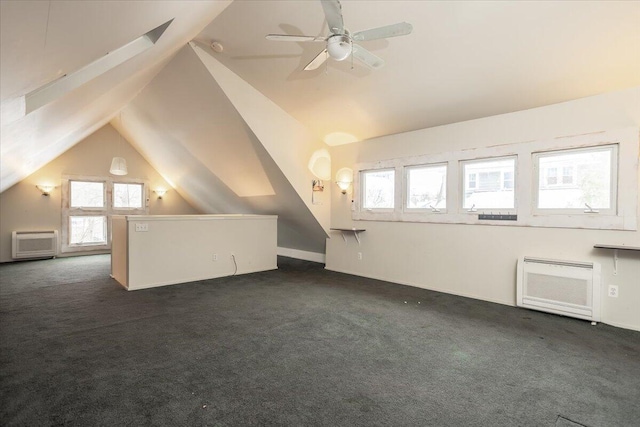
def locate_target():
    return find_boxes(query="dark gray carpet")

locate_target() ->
[1,255,639,426]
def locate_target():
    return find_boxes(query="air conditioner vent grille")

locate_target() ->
[12,231,58,259]
[517,256,601,322]
[526,273,588,306]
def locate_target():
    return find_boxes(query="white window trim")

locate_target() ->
[403,162,448,214]
[458,155,518,215]
[61,175,150,253]
[532,144,618,216]
[360,168,396,213]
[351,127,637,230]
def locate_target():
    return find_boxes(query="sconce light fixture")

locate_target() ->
[154,189,167,199]
[36,184,55,196]
[335,167,354,194]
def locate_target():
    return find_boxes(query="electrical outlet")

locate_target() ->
[608,285,619,298]
[213,254,218,262]
[134,223,148,232]
[357,252,362,260]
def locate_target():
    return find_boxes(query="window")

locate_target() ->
[113,183,143,209]
[534,145,617,213]
[461,157,516,210]
[362,169,395,210]
[70,181,104,208]
[69,216,107,246]
[62,176,148,253]
[406,164,447,211]
[68,180,107,247]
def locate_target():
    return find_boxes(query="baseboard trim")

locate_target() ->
[325,266,514,307]
[325,266,640,332]
[277,247,325,264]
[602,320,640,332]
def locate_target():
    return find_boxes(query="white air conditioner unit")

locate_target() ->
[517,256,601,322]
[12,231,58,260]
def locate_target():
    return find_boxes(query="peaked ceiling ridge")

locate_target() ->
[189,41,331,237]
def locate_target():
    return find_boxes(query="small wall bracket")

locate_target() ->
[330,228,365,246]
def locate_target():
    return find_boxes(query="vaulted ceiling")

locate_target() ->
[1,1,639,252]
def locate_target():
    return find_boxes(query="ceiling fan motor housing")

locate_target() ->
[327,34,352,61]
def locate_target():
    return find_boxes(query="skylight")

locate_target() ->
[24,19,173,114]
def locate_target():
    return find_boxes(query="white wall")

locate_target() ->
[114,215,277,290]
[327,88,640,331]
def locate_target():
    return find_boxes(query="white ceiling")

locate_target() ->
[1,0,232,192]
[198,0,640,144]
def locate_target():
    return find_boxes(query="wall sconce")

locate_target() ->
[154,189,167,199]
[335,167,354,194]
[36,184,55,196]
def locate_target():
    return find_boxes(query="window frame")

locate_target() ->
[350,128,635,231]
[532,144,618,216]
[112,182,146,212]
[69,179,106,211]
[360,168,396,213]
[459,155,518,214]
[68,215,108,247]
[403,162,448,214]
[61,175,149,253]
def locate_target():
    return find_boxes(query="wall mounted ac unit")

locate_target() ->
[516,256,601,322]
[12,231,58,260]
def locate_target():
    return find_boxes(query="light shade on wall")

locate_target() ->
[308,149,332,180]
[36,184,55,196]
[335,167,354,194]
[154,189,167,199]
[109,157,128,175]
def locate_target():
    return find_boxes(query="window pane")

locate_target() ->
[70,181,104,208]
[406,165,447,209]
[113,183,143,208]
[538,148,612,209]
[463,158,515,209]
[363,170,394,209]
[70,216,106,245]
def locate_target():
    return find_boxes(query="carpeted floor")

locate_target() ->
[0,255,638,426]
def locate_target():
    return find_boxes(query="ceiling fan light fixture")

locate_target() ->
[327,35,352,61]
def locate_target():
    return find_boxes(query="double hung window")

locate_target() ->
[62,176,148,252]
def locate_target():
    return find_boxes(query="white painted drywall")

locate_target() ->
[113,215,277,290]
[327,87,640,331]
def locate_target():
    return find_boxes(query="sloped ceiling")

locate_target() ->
[198,0,640,144]
[116,46,328,252]
[1,0,232,192]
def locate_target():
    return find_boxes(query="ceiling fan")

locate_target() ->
[265,0,413,71]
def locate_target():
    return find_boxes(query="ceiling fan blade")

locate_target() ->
[352,22,413,42]
[266,34,326,42]
[304,49,329,71]
[321,0,344,34]
[352,44,385,69]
